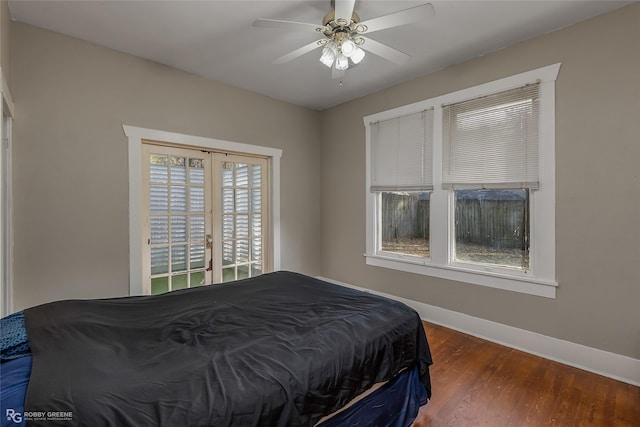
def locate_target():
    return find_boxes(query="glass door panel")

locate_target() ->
[143,145,212,294]
[214,155,267,283]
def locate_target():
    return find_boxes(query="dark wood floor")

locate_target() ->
[412,322,640,426]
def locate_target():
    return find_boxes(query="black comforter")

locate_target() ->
[24,271,432,426]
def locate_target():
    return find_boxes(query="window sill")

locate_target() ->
[364,253,557,298]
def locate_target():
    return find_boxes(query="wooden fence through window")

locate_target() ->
[381,193,528,250]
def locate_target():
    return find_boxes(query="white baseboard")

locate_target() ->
[317,276,640,387]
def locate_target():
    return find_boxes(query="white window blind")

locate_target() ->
[370,110,433,192]
[442,84,540,190]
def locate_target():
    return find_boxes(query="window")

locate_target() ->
[381,191,431,259]
[444,84,538,273]
[453,189,529,270]
[370,110,433,260]
[364,64,560,298]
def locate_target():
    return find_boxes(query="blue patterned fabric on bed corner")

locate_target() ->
[1,311,31,361]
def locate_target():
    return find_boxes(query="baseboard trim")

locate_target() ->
[317,276,640,387]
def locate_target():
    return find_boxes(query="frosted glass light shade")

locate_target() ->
[319,43,337,68]
[335,53,349,70]
[351,47,365,64]
[341,38,356,57]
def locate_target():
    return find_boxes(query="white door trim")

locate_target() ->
[123,125,282,296]
[0,66,14,317]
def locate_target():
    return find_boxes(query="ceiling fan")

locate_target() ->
[253,0,435,77]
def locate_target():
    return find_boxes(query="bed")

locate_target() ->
[1,271,432,426]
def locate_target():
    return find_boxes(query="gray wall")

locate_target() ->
[320,4,640,359]
[11,23,322,310]
[1,0,10,85]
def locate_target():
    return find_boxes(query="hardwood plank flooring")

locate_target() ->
[412,322,640,426]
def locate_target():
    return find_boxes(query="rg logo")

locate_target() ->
[5,409,22,423]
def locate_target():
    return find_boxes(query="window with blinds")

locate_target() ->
[442,84,539,190]
[370,110,434,259]
[370,110,433,192]
[442,84,538,270]
[364,63,560,297]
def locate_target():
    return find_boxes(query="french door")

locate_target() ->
[142,143,269,295]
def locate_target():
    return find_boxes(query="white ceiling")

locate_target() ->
[8,0,635,110]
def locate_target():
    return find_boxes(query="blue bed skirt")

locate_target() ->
[319,365,426,427]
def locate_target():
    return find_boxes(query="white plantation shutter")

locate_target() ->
[442,84,540,190]
[370,109,433,192]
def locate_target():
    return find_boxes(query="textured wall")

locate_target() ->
[11,23,322,309]
[320,4,640,359]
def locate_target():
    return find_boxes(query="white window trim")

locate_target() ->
[364,64,560,299]
[123,125,282,296]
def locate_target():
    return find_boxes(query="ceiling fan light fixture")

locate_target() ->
[335,53,349,71]
[351,46,365,64]
[255,1,432,76]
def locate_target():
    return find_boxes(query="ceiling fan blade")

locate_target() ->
[273,40,322,64]
[332,68,346,80]
[359,3,435,34]
[335,0,356,23]
[253,18,320,32]
[361,37,410,65]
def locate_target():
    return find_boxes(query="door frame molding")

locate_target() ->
[1,67,15,316]
[123,125,283,296]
